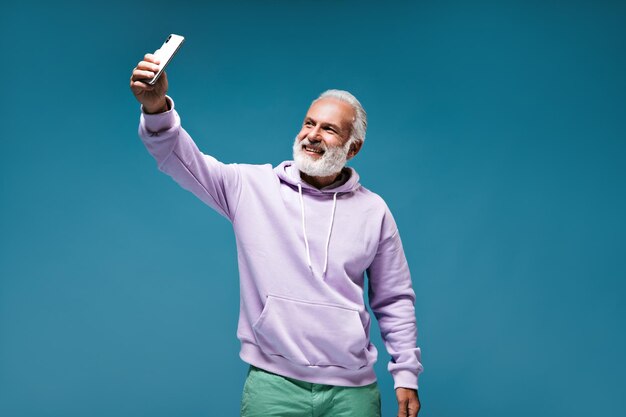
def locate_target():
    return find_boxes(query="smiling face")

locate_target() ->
[293,98,362,179]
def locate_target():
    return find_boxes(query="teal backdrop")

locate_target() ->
[1,1,625,416]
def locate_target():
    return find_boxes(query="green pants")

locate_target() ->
[240,365,381,417]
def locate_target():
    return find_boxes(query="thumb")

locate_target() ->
[397,398,408,417]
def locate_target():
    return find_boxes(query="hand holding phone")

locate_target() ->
[130,34,185,113]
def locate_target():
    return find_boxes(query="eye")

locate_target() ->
[304,120,314,127]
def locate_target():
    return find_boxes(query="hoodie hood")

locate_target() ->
[274,160,361,195]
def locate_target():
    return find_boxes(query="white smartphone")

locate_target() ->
[146,34,185,85]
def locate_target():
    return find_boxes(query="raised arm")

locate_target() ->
[130,54,241,220]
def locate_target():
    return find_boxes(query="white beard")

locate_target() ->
[293,136,352,177]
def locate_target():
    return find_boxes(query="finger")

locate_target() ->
[136,61,161,73]
[143,53,161,65]
[397,399,408,417]
[132,69,156,81]
[130,79,155,91]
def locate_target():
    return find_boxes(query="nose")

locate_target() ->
[307,125,322,142]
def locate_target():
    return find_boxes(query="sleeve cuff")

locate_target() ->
[140,96,176,132]
[392,368,420,390]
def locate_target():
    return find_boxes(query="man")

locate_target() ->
[130,53,423,417]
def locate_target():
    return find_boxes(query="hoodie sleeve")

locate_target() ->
[137,96,242,221]
[367,207,424,390]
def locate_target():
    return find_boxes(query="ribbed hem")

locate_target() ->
[392,368,419,390]
[140,96,176,132]
[239,341,377,387]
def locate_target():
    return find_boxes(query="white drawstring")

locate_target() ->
[297,183,313,272]
[323,192,337,276]
[297,183,338,278]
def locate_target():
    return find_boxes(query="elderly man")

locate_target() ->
[130,53,423,417]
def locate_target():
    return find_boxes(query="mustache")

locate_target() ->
[299,138,327,151]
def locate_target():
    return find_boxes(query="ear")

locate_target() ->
[347,140,363,160]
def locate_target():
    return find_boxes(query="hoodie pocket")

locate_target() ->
[252,294,369,370]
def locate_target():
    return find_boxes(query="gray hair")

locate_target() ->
[314,89,367,145]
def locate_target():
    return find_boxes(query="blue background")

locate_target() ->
[1,1,625,416]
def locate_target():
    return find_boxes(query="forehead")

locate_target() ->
[305,98,355,129]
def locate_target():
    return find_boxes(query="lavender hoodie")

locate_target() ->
[138,96,423,389]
